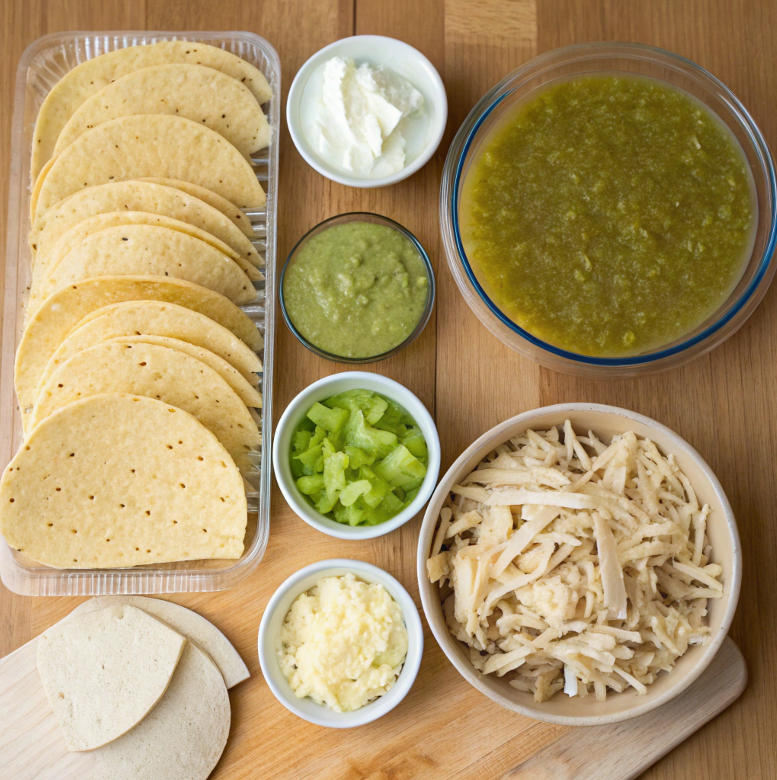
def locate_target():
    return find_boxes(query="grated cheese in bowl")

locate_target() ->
[426,421,723,703]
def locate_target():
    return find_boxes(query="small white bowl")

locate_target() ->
[258,558,424,728]
[273,371,440,539]
[287,35,447,187]
[417,403,742,726]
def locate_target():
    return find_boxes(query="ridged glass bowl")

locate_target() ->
[440,42,777,377]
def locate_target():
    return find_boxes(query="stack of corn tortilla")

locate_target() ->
[0,41,272,570]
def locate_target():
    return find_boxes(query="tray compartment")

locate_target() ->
[0,31,279,595]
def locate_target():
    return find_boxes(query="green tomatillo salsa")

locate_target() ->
[282,220,429,359]
[459,74,756,357]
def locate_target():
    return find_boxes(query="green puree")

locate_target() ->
[460,75,755,357]
[283,222,429,358]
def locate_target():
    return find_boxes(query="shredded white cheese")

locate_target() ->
[426,423,722,703]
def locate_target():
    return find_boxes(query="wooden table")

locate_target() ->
[1,1,776,778]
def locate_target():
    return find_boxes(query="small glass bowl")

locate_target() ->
[440,42,777,377]
[280,212,435,363]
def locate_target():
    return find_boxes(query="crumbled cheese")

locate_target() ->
[279,573,408,712]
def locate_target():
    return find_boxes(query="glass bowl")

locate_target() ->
[440,42,777,377]
[280,212,435,363]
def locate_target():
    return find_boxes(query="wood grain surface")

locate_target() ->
[1,1,775,778]
[0,610,746,780]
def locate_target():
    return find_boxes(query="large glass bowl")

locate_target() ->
[440,42,777,377]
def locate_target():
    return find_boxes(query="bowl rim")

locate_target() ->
[286,34,448,188]
[445,41,777,368]
[257,557,424,728]
[272,370,441,540]
[279,211,436,364]
[416,402,742,726]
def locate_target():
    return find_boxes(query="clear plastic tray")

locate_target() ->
[0,31,279,596]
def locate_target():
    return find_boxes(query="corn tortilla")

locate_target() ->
[15,276,262,420]
[0,393,247,568]
[140,178,255,236]
[34,115,266,220]
[31,39,272,180]
[35,224,257,308]
[30,183,262,272]
[35,300,261,405]
[31,341,261,469]
[55,64,270,159]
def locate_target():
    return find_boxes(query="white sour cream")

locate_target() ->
[309,56,425,177]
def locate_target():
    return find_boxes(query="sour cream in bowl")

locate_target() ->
[258,559,424,728]
[287,36,447,187]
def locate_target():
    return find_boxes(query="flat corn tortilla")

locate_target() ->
[93,642,230,780]
[37,605,186,752]
[29,157,56,221]
[30,185,263,273]
[67,596,250,689]
[31,342,261,470]
[0,393,247,569]
[32,39,272,180]
[140,178,255,236]
[36,211,263,282]
[35,225,257,309]
[34,114,266,220]
[36,300,261,405]
[103,335,262,408]
[55,64,271,160]
[15,276,262,420]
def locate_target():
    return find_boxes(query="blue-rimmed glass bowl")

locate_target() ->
[440,42,776,377]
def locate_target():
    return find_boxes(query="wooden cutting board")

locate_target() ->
[0,616,745,780]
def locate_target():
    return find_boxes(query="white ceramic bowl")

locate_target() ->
[287,35,447,187]
[416,403,742,726]
[273,371,440,539]
[258,558,424,728]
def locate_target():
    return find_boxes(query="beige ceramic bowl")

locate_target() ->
[416,403,742,726]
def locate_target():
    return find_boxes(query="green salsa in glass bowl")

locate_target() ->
[442,43,776,376]
[280,213,435,363]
